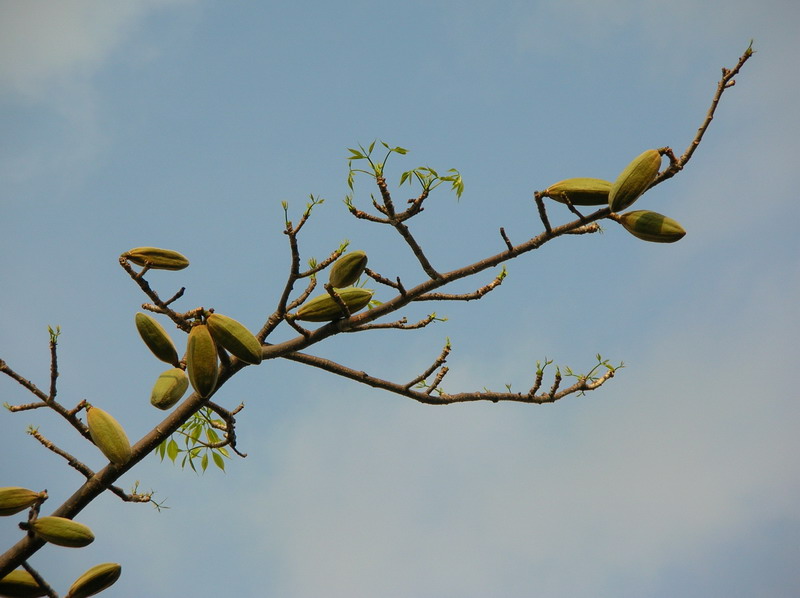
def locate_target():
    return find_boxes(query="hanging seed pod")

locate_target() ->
[134,313,179,366]
[608,149,662,212]
[66,563,122,598]
[86,405,132,466]
[206,313,262,365]
[186,324,218,398]
[150,367,189,410]
[328,250,368,288]
[618,210,686,243]
[122,247,189,270]
[0,487,45,517]
[29,516,95,548]
[295,288,374,322]
[542,178,612,206]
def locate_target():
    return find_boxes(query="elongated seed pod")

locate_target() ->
[134,313,179,366]
[329,250,368,288]
[608,149,662,212]
[150,367,189,410]
[618,210,686,243]
[29,516,95,548]
[0,569,47,598]
[206,313,262,365]
[0,487,45,517]
[186,324,218,398]
[86,405,132,466]
[295,287,374,322]
[123,247,189,270]
[541,178,612,206]
[66,563,122,598]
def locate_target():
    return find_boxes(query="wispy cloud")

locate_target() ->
[0,0,196,188]
[0,0,193,99]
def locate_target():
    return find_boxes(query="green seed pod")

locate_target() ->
[66,563,122,598]
[329,250,368,288]
[123,247,190,270]
[86,405,132,466]
[0,487,45,517]
[150,367,189,410]
[186,324,218,398]
[206,313,262,365]
[618,210,686,243]
[541,178,612,206]
[29,516,95,548]
[295,287,374,322]
[0,569,47,598]
[134,313,179,367]
[608,149,662,212]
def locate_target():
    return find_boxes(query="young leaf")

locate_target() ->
[213,452,225,471]
[167,439,179,463]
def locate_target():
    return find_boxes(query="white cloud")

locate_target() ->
[0,0,193,99]
[233,249,800,597]
[0,0,197,188]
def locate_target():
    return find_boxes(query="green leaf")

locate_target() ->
[347,148,365,159]
[201,453,209,472]
[167,439,179,463]
[213,451,225,471]
[206,428,220,444]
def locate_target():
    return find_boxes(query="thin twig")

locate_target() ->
[354,313,440,331]
[533,193,553,234]
[500,227,514,251]
[27,428,149,503]
[21,562,57,598]
[652,42,755,187]
[405,343,451,389]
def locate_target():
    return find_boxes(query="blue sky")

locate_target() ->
[1,1,798,596]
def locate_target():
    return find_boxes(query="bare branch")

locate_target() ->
[652,42,755,187]
[353,313,441,331]
[1,360,49,402]
[282,349,615,406]
[2,358,92,440]
[499,227,514,251]
[47,333,58,401]
[21,562,57,598]
[533,192,553,234]
[405,343,451,389]
[119,257,191,333]
[206,401,247,457]
[27,427,150,503]
[416,268,506,302]
[364,267,407,294]
[425,366,450,396]
[28,427,96,479]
